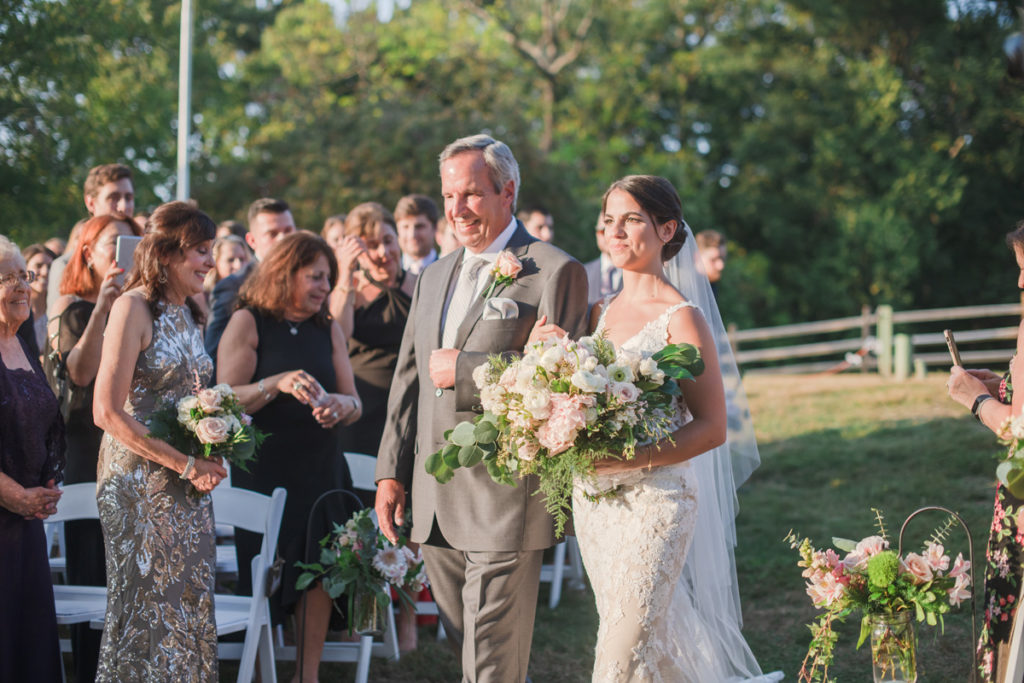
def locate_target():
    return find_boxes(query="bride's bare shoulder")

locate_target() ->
[666,301,710,347]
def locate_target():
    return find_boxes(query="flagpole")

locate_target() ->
[176,0,194,201]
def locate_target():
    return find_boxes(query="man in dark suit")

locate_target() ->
[204,198,295,358]
[375,135,589,683]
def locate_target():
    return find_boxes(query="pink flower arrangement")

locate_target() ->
[786,510,972,682]
[148,381,265,474]
[427,334,705,536]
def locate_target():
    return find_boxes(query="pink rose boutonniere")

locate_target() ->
[481,250,523,299]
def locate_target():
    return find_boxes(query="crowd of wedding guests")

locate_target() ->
[0,159,685,682]
[0,148,753,683]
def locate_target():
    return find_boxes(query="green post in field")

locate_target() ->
[876,305,894,377]
[894,333,912,381]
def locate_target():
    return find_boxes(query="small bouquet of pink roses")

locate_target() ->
[425,333,704,536]
[147,381,266,473]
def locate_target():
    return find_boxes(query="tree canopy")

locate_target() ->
[3,0,1023,326]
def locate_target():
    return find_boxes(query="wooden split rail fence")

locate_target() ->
[731,301,1024,378]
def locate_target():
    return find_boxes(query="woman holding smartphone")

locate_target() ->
[947,219,1024,683]
[47,213,141,683]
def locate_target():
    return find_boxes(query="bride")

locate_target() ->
[544,175,780,682]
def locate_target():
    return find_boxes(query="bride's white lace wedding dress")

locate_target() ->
[573,300,780,683]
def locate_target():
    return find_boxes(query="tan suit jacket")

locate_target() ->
[376,223,589,551]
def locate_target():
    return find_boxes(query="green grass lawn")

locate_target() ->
[222,372,998,682]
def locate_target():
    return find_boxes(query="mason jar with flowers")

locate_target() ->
[785,510,971,682]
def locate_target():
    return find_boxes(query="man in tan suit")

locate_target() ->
[375,135,588,682]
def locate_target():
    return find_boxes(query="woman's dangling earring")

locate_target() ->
[158,266,168,284]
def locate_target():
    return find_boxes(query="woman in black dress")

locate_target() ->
[330,202,416,457]
[218,231,361,683]
[47,213,141,683]
[0,235,65,682]
[947,219,1024,682]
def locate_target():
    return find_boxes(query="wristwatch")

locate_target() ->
[971,394,993,421]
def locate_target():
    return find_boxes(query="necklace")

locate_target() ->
[286,320,300,336]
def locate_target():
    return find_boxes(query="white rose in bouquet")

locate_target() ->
[639,358,659,376]
[177,396,200,426]
[195,416,230,444]
[639,358,666,383]
[224,413,242,435]
[213,383,235,398]
[540,345,564,372]
[582,355,599,372]
[523,388,552,419]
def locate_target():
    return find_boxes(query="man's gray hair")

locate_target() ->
[439,134,521,212]
[0,235,24,267]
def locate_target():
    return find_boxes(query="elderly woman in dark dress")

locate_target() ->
[0,235,65,682]
[219,231,361,683]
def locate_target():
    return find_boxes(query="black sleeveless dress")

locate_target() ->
[344,272,411,457]
[231,309,353,619]
[0,335,64,683]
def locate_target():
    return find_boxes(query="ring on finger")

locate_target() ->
[293,380,303,391]
[332,410,339,420]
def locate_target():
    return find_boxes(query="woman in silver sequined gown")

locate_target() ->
[92,203,227,682]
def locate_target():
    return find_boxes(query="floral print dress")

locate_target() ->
[979,371,1024,682]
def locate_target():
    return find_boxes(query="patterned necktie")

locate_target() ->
[442,256,487,347]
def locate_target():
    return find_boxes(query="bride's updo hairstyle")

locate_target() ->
[602,175,686,262]
[127,201,216,323]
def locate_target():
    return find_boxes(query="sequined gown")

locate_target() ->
[95,302,218,683]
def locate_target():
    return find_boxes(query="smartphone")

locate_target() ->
[114,235,142,286]
[943,329,962,367]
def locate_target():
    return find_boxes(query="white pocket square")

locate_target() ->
[482,297,519,320]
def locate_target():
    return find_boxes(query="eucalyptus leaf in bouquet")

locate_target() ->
[424,334,704,536]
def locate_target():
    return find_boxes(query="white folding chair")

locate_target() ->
[212,485,286,683]
[540,536,586,608]
[46,483,106,683]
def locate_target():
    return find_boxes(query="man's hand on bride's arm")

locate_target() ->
[527,315,568,344]
[374,478,406,545]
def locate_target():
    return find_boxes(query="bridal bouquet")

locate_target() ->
[424,334,704,535]
[785,510,971,682]
[996,414,1024,497]
[147,381,266,473]
[296,509,428,634]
